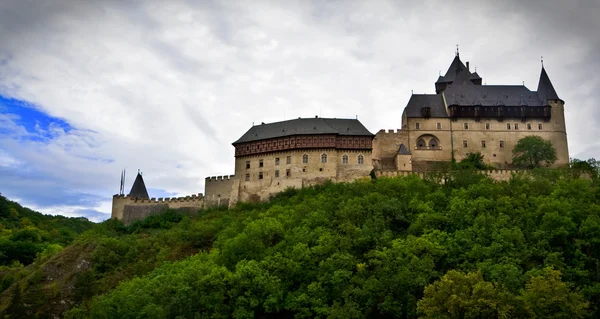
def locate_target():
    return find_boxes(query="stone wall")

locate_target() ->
[205,175,236,208]
[375,168,522,182]
[372,129,408,161]
[111,193,204,224]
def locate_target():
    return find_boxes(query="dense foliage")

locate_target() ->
[1,206,235,318]
[2,165,600,318]
[0,194,94,300]
[0,193,93,266]
[45,167,598,318]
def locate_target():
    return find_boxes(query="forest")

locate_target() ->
[0,194,94,292]
[1,159,600,318]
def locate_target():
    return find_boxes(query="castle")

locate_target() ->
[112,52,569,223]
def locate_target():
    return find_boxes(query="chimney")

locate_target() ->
[466,61,470,72]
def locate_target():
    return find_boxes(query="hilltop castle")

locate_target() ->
[112,52,569,223]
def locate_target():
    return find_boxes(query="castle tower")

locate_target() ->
[536,66,569,166]
[128,172,149,199]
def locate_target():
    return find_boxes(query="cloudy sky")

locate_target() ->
[0,0,598,222]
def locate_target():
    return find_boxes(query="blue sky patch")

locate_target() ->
[0,95,72,141]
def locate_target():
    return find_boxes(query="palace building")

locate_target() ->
[112,51,570,221]
[204,117,375,207]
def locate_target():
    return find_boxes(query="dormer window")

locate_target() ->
[421,107,431,118]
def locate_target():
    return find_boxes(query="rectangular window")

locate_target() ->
[245,173,250,181]
[485,123,490,130]
[258,172,263,180]
[464,123,469,129]
[527,123,532,130]
[500,141,505,148]
[286,169,291,177]
[245,161,250,169]
[514,123,519,130]
[538,123,543,130]
[259,159,263,168]
[275,170,279,178]
[463,140,468,147]
[481,140,486,148]
[415,123,420,130]
[286,156,291,164]
[275,157,280,165]
[437,123,442,130]
[507,123,511,130]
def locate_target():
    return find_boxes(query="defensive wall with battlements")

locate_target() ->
[204,175,236,208]
[112,193,204,225]
[375,169,521,182]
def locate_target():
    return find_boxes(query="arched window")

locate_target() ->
[429,138,439,149]
[417,138,426,148]
[302,154,309,163]
[321,153,327,163]
[342,154,348,164]
[358,155,364,164]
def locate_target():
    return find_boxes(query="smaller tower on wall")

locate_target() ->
[128,171,149,199]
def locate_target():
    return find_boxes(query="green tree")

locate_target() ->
[458,152,488,170]
[512,136,557,168]
[571,158,600,179]
[520,268,588,319]
[417,270,515,318]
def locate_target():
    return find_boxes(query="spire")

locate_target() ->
[128,171,149,199]
[436,54,468,84]
[537,66,560,101]
[398,144,411,155]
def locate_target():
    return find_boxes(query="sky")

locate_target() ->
[0,0,598,222]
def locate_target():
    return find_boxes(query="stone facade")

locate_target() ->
[398,99,568,170]
[112,52,570,223]
[112,193,204,225]
[205,53,569,206]
[234,148,373,202]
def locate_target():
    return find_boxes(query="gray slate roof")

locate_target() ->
[406,54,560,116]
[436,55,467,84]
[469,72,481,80]
[444,82,546,107]
[403,94,448,118]
[233,117,374,144]
[128,173,149,199]
[398,144,411,155]
[537,67,560,101]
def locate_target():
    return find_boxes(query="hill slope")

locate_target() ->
[4,169,600,318]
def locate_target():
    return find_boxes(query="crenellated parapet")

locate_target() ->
[375,129,405,136]
[205,175,236,182]
[205,175,237,208]
[112,193,204,203]
[372,129,409,161]
[111,192,205,224]
[375,169,523,182]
